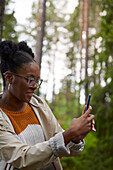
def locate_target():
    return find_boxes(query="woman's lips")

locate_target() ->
[26,92,33,98]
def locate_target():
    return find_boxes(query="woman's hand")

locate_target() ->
[63,105,96,145]
[70,105,96,143]
[82,105,96,132]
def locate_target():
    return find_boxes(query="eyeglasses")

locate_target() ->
[3,72,43,88]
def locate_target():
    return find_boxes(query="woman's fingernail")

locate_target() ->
[92,127,96,132]
[89,106,92,110]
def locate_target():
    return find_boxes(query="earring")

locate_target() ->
[8,83,11,90]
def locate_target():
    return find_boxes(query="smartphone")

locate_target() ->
[85,94,91,112]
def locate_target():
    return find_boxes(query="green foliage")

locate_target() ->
[66,4,81,42]
[3,0,18,41]
[60,132,98,170]
[99,1,113,56]
[90,82,113,168]
[49,0,113,169]
[49,92,77,130]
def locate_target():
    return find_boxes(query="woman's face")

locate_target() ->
[9,61,40,103]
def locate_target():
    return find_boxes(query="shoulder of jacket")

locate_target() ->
[30,94,47,107]
[0,109,3,119]
[0,109,15,134]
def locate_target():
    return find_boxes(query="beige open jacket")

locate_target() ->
[0,94,84,170]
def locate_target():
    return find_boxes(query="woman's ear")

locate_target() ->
[4,71,13,84]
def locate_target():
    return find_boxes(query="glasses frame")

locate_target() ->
[3,72,43,88]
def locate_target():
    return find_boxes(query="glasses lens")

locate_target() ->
[36,79,42,88]
[28,78,43,88]
[27,78,35,86]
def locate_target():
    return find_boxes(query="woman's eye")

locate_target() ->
[29,79,34,82]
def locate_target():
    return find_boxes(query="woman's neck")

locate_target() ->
[0,92,28,112]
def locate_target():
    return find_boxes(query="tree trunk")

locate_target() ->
[80,0,89,102]
[0,0,5,41]
[52,26,58,103]
[84,0,89,102]
[35,0,46,70]
[80,0,85,81]
[93,3,99,86]
[78,0,85,111]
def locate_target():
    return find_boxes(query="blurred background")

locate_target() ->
[0,0,113,169]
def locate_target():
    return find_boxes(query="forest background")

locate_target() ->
[0,0,113,169]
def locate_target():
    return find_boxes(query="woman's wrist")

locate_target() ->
[63,127,76,145]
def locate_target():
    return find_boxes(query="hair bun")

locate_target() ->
[0,40,18,61]
[18,41,34,58]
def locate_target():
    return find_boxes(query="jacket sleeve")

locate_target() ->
[49,132,84,157]
[40,98,85,157]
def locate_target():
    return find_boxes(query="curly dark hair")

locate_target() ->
[0,40,35,88]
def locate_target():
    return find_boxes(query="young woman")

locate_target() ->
[0,40,95,170]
